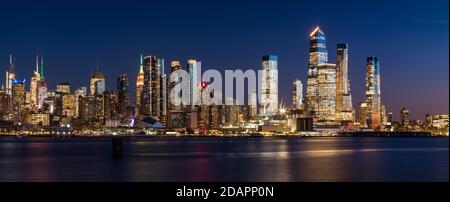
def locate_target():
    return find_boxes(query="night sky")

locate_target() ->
[0,0,448,120]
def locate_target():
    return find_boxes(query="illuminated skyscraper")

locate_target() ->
[260,55,278,116]
[30,55,41,110]
[62,94,76,117]
[5,54,16,97]
[336,43,354,123]
[169,60,182,110]
[358,102,368,128]
[12,79,26,115]
[135,54,144,115]
[141,55,165,121]
[292,79,303,110]
[306,27,328,119]
[74,87,87,117]
[188,59,201,107]
[316,63,337,125]
[37,55,47,110]
[249,90,257,118]
[117,74,131,116]
[90,72,105,95]
[365,56,382,130]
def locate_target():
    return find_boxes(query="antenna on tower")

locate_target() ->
[35,54,39,73]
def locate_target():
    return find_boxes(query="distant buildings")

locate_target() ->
[0,26,446,136]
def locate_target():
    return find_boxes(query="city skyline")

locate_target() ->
[0,0,448,120]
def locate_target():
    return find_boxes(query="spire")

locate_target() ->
[139,54,144,74]
[35,54,39,73]
[40,54,45,80]
[9,54,15,71]
[310,26,323,37]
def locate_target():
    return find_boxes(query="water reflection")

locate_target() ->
[0,137,448,182]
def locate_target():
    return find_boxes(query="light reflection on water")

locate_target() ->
[0,137,448,182]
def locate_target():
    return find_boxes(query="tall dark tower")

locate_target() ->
[117,74,131,116]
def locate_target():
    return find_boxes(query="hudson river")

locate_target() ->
[0,136,448,181]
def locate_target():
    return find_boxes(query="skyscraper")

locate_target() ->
[336,43,354,123]
[37,55,47,110]
[169,60,182,110]
[141,55,165,120]
[5,54,16,97]
[317,63,337,125]
[117,74,131,116]
[30,55,41,110]
[365,56,382,130]
[135,54,144,115]
[188,59,201,107]
[292,79,303,110]
[90,72,105,96]
[260,55,278,116]
[12,79,26,115]
[306,27,328,119]
[74,87,87,117]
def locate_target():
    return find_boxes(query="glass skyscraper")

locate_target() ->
[365,56,381,130]
[260,54,278,116]
[306,27,328,119]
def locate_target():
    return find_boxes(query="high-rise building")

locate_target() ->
[5,54,16,97]
[358,102,368,128]
[188,59,201,107]
[400,107,409,128]
[90,72,105,95]
[30,55,41,111]
[0,89,11,116]
[169,60,183,110]
[292,79,303,110]
[365,56,382,130]
[36,56,47,110]
[79,94,104,128]
[260,55,278,116]
[135,54,144,115]
[12,79,26,115]
[336,43,354,123]
[62,94,76,117]
[306,27,328,119]
[316,63,337,125]
[56,82,71,94]
[103,91,118,120]
[117,74,131,116]
[141,55,165,121]
[160,60,168,125]
[249,90,257,118]
[74,87,87,117]
[37,81,48,110]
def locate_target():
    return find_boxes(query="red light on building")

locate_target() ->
[198,82,208,88]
